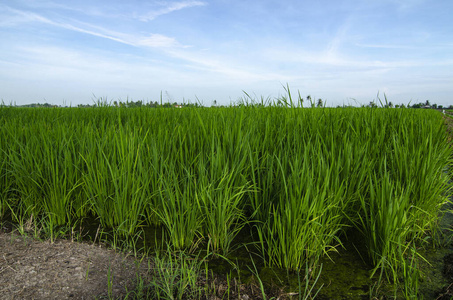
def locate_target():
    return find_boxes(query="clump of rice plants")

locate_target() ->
[154,164,204,250]
[81,125,151,237]
[0,144,11,220]
[256,150,347,270]
[195,167,250,255]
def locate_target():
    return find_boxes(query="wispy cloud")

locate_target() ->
[1,6,188,49]
[260,44,444,74]
[355,43,415,49]
[138,34,183,48]
[392,0,425,11]
[2,5,276,81]
[137,1,207,21]
[167,48,292,82]
[0,5,53,26]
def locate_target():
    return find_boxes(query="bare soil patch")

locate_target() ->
[0,229,148,299]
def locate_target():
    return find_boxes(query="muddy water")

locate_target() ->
[83,206,453,299]
[419,204,453,299]
[143,224,453,299]
[137,222,452,299]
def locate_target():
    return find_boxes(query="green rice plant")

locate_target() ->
[387,114,451,244]
[2,108,87,232]
[81,125,150,237]
[257,149,347,270]
[400,245,422,300]
[0,107,11,219]
[356,171,426,299]
[40,214,72,243]
[0,149,11,219]
[357,172,412,279]
[7,201,37,236]
[7,132,45,224]
[65,128,91,219]
[350,109,451,297]
[153,165,203,251]
[246,135,282,222]
[107,262,114,299]
[149,248,203,300]
[296,263,324,300]
[193,117,254,255]
[247,255,275,300]
[195,168,250,255]
[245,106,300,222]
[36,128,82,229]
[124,260,151,299]
[143,139,166,227]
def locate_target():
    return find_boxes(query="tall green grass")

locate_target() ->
[0,100,450,298]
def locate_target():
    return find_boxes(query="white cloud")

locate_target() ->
[138,1,207,21]
[1,6,187,49]
[392,0,425,11]
[165,47,294,83]
[0,5,54,26]
[355,43,415,49]
[261,42,453,72]
[138,34,181,48]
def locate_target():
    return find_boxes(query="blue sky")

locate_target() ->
[1,0,452,106]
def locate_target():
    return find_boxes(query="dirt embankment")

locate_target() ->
[0,230,148,299]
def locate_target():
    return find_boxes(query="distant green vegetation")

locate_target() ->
[9,91,451,109]
[0,101,451,298]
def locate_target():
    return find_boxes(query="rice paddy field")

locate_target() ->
[0,101,452,299]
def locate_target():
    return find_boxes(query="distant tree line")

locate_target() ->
[339,99,452,109]
[18,103,58,108]
[7,97,453,109]
[408,100,452,109]
[76,99,199,108]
